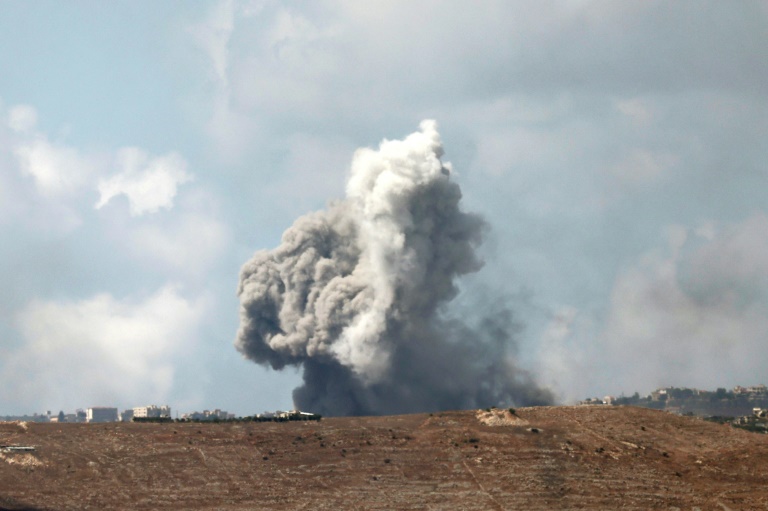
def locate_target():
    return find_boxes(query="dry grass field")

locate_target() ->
[2,405,767,510]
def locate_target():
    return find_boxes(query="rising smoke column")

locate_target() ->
[236,121,553,416]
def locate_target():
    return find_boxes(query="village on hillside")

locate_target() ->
[581,384,768,432]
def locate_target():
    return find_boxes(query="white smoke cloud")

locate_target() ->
[536,306,588,402]
[236,121,553,415]
[95,148,192,216]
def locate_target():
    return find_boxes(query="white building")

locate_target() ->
[182,409,233,421]
[86,407,118,423]
[133,405,171,418]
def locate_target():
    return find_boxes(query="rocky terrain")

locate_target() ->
[1,405,767,510]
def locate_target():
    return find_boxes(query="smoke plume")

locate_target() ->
[236,121,553,416]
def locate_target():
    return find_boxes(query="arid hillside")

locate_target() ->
[2,406,767,510]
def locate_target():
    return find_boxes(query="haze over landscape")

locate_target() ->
[1,1,767,416]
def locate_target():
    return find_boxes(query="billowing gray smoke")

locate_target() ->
[236,121,554,416]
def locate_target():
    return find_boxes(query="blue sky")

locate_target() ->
[1,1,767,415]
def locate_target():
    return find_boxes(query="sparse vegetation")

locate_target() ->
[3,407,768,509]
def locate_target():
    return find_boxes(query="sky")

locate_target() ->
[1,1,767,416]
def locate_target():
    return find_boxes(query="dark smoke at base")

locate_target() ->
[292,308,555,416]
[236,121,554,416]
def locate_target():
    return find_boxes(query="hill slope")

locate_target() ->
[2,406,767,510]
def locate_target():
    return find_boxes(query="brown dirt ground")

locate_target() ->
[1,405,767,510]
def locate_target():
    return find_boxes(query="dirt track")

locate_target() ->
[1,405,767,510]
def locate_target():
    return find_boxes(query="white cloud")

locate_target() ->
[3,103,97,199]
[96,148,192,216]
[1,286,207,410]
[230,8,338,112]
[264,131,352,209]
[129,211,230,277]
[597,215,768,393]
[188,0,261,158]
[474,127,562,177]
[241,0,273,18]
[14,137,96,197]
[609,148,676,184]
[615,98,654,126]
[0,137,82,233]
[2,103,199,230]
[92,183,231,283]
[190,0,235,84]
[686,214,768,299]
[694,221,716,242]
[7,104,38,133]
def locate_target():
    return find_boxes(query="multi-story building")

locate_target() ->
[182,409,233,421]
[133,405,171,419]
[86,407,118,423]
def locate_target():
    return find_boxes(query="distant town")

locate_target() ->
[0,405,320,423]
[581,384,768,432]
[4,384,768,428]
